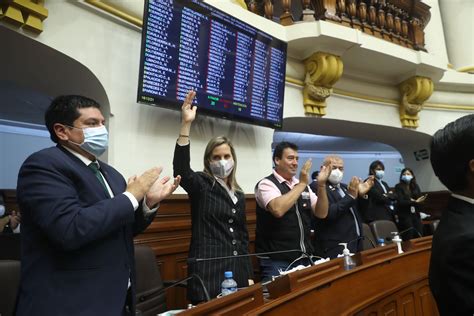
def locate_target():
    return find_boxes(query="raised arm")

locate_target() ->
[173,90,202,194]
[177,90,197,146]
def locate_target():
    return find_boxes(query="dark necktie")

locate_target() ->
[88,162,111,198]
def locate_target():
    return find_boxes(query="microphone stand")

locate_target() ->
[189,249,315,266]
[138,273,211,303]
[388,227,422,241]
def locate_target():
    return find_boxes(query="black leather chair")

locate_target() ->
[134,245,167,316]
[362,223,376,249]
[369,220,399,244]
[0,233,21,260]
[0,260,21,316]
[424,219,440,236]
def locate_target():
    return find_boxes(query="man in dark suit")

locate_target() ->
[16,95,180,316]
[309,171,319,194]
[429,114,474,315]
[313,155,374,259]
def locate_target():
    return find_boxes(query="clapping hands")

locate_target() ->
[127,167,181,208]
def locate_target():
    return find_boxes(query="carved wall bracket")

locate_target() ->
[0,0,48,33]
[399,76,433,129]
[303,52,343,117]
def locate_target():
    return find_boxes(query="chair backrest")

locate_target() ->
[369,220,399,244]
[134,245,166,316]
[0,233,21,260]
[0,260,21,316]
[362,223,376,250]
[426,219,440,235]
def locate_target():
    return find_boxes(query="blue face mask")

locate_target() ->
[70,125,109,157]
[375,170,384,180]
[401,174,413,183]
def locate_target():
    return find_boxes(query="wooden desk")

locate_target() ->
[179,236,439,316]
[178,284,264,315]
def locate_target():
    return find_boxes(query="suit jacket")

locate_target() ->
[394,182,423,239]
[429,197,474,316]
[313,183,363,259]
[173,143,253,303]
[361,179,395,223]
[16,145,154,316]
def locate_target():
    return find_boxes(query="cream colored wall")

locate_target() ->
[17,0,473,193]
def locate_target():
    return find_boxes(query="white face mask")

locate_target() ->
[328,168,343,185]
[209,159,234,179]
[69,125,109,157]
[0,205,5,217]
[375,170,385,180]
[401,174,413,183]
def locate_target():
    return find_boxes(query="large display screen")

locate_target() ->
[137,0,287,129]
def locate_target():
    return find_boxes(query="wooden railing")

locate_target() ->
[245,0,431,51]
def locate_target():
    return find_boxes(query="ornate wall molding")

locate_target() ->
[231,0,247,9]
[303,52,343,116]
[285,75,473,112]
[0,0,48,33]
[84,0,142,27]
[457,66,474,74]
[399,76,434,129]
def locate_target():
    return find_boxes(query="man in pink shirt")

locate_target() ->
[255,142,331,282]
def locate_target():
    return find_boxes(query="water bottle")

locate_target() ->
[221,271,237,296]
[377,238,386,247]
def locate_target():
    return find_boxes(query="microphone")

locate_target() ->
[348,236,365,247]
[324,236,366,254]
[385,227,422,242]
[187,249,316,266]
[138,273,211,303]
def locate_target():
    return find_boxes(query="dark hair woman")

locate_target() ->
[361,160,396,223]
[394,168,426,240]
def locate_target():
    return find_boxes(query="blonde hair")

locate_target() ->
[203,136,242,192]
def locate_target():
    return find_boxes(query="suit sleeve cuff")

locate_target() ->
[13,223,21,234]
[123,192,139,211]
[142,195,159,215]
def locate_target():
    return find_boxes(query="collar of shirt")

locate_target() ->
[273,169,299,189]
[451,193,474,205]
[214,177,238,204]
[62,145,98,167]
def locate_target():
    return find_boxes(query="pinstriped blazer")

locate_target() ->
[173,144,253,303]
